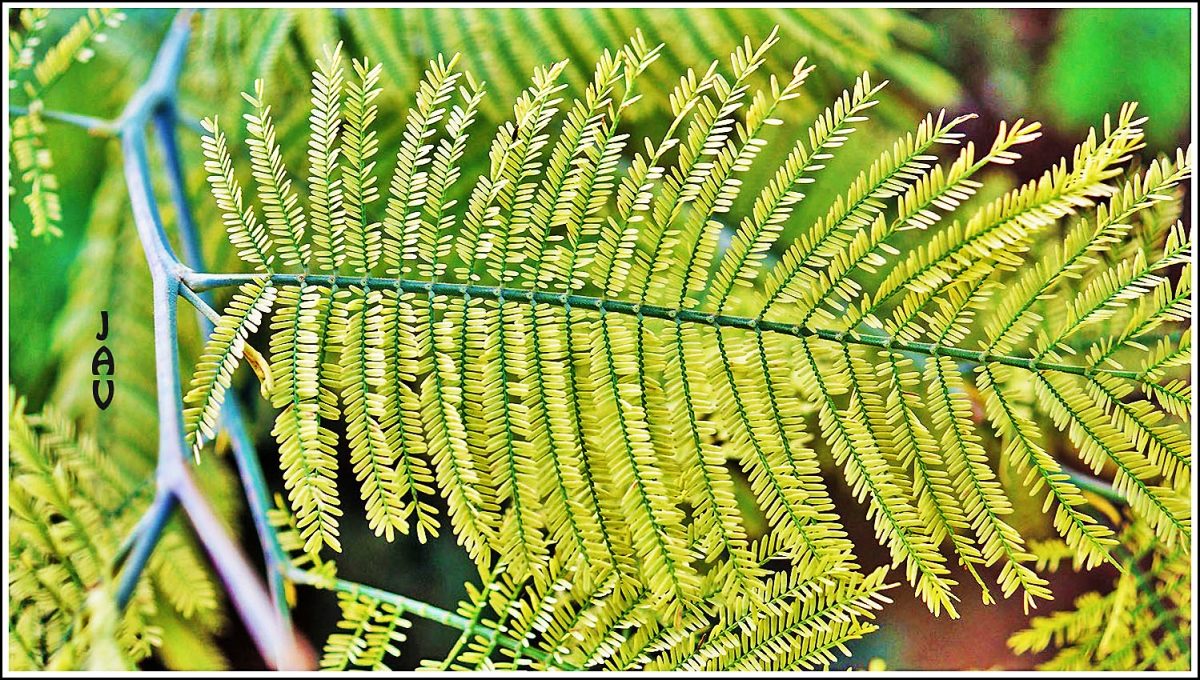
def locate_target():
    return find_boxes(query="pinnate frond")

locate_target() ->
[9,109,63,240]
[183,277,277,461]
[341,57,385,275]
[307,42,347,273]
[320,590,411,670]
[243,79,310,267]
[188,31,1192,668]
[384,54,463,274]
[8,8,124,246]
[1009,514,1191,670]
[709,70,885,315]
[268,284,343,555]
[201,117,275,270]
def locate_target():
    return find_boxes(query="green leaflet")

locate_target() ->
[269,284,343,554]
[320,590,412,671]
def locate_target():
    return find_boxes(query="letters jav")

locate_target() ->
[93,311,114,410]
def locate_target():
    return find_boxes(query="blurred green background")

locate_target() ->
[7,6,1192,671]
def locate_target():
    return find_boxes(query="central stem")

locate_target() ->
[184,272,1141,380]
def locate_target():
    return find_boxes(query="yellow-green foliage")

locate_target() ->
[182,29,1191,671]
[339,7,959,123]
[6,8,124,250]
[7,391,221,670]
[1010,511,1191,670]
[41,145,238,670]
[321,590,412,671]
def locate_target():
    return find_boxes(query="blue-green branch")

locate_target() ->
[113,489,177,607]
[157,97,298,637]
[1062,466,1125,507]
[8,104,116,135]
[110,8,308,669]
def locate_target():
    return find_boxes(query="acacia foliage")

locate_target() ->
[8,7,1191,673]
[178,26,1190,671]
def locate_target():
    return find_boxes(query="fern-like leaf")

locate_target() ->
[184,32,1192,666]
[243,79,311,267]
[268,284,343,554]
[8,391,168,669]
[200,118,276,271]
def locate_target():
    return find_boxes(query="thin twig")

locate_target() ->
[178,283,222,325]
[8,104,116,135]
[113,490,177,608]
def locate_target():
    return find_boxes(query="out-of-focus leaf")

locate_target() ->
[1040,8,1190,149]
[83,587,137,672]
